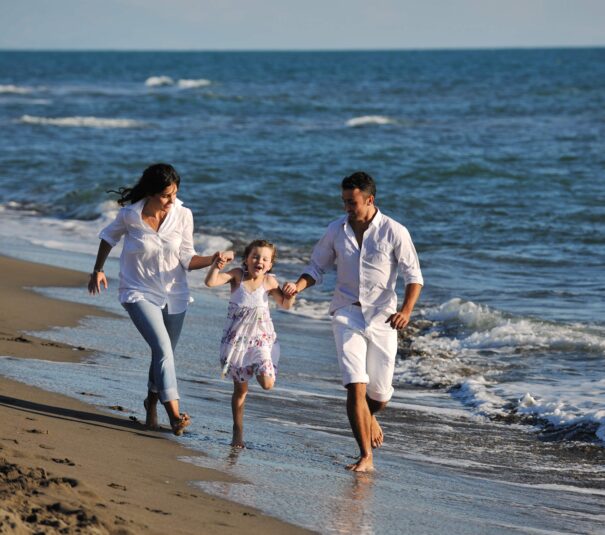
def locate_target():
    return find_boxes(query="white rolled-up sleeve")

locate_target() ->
[179,209,197,270]
[395,227,424,286]
[99,209,126,247]
[303,225,336,286]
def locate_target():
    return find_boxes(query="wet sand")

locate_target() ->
[0,255,311,534]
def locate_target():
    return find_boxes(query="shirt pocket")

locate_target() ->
[365,242,392,263]
[363,242,394,286]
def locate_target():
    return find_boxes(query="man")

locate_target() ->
[283,171,423,472]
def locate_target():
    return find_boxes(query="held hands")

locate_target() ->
[282,282,299,299]
[88,271,108,295]
[213,250,235,270]
[385,310,411,330]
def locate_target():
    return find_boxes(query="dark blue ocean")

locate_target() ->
[1,50,605,534]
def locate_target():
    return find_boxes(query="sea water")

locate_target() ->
[1,49,604,533]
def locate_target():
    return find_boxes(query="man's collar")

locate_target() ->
[369,207,382,227]
[343,207,382,228]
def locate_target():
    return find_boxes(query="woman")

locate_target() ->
[88,163,232,435]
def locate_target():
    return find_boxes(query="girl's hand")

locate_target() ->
[282,282,298,298]
[88,271,108,295]
[215,250,235,270]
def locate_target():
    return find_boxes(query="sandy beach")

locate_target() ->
[0,255,310,534]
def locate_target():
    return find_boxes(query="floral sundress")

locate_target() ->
[219,276,279,382]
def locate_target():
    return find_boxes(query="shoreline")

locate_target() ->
[0,254,310,534]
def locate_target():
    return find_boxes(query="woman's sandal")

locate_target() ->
[143,398,159,430]
[171,413,191,436]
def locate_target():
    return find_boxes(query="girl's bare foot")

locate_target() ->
[346,454,374,472]
[371,416,383,448]
[231,425,245,448]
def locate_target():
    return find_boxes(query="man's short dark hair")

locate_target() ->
[341,171,376,198]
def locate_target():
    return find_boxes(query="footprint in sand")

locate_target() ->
[51,458,75,466]
[146,507,171,515]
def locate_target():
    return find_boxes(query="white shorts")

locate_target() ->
[331,305,397,402]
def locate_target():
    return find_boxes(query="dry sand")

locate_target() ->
[0,255,311,534]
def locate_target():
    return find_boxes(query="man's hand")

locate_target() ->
[385,310,411,330]
[282,282,299,299]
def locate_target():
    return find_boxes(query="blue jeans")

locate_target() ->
[123,300,186,403]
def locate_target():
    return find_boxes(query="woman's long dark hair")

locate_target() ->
[109,163,181,206]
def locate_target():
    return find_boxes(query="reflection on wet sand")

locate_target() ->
[328,473,375,535]
[227,445,244,467]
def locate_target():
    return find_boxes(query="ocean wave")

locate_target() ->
[396,298,605,390]
[19,115,145,128]
[145,76,212,89]
[0,84,32,94]
[193,233,233,256]
[177,79,212,89]
[345,115,394,127]
[516,386,605,443]
[421,298,605,353]
[395,298,605,444]
[145,76,174,87]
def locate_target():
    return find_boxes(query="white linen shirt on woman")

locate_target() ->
[99,198,197,314]
[303,209,423,328]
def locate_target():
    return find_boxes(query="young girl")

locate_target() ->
[205,240,295,448]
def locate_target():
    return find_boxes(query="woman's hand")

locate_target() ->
[88,271,108,295]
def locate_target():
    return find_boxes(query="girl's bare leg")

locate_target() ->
[232,381,248,448]
[256,374,275,390]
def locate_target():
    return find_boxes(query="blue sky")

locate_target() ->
[1,0,604,50]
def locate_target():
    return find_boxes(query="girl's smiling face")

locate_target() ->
[244,246,274,276]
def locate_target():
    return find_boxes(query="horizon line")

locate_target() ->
[1,44,604,53]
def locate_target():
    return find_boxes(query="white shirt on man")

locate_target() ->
[303,209,423,328]
[99,198,197,314]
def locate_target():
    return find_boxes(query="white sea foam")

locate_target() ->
[421,298,605,352]
[193,233,233,256]
[505,480,605,498]
[0,84,32,94]
[177,79,211,89]
[396,297,605,440]
[19,115,145,129]
[145,76,212,89]
[346,115,394,127]
[452,377,508,416]
[0,203,233,271]
[145,75,174,87]
[515,382,605,441]
[286,297,330,321]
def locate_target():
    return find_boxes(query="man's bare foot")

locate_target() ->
[346,455,374,472]
[231,426,245,448]
[371,416,383,448]
[143,398,159,430]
